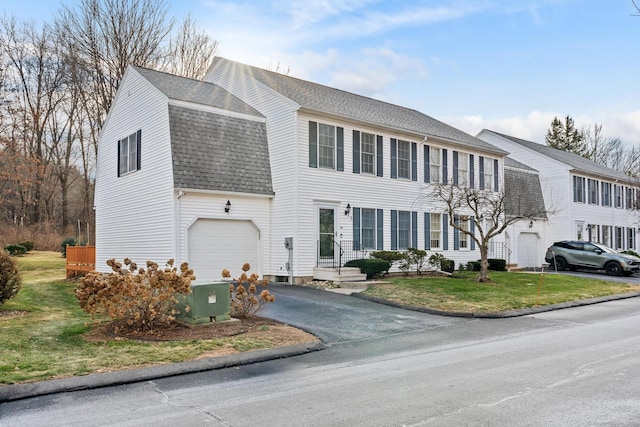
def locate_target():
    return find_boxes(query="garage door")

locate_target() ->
[517,232,540,268]
[188,219,259,281]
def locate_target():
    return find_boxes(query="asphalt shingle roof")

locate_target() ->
[169,105,273,195]
[484,130,635,184]
[504,157,547,219]
[133,66,263,117]
[210,58,507,156]
[132,66,273,195]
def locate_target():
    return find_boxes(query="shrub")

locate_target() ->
[0,251,22,306]
[345,258,390,279]
[488,258,507,271]
[19,241,34,251]
[467,261,481,271]
[371,250,406,274]
[61,237,76,257]
[622,250,640,258]
[406,248,427,275]
[440,258,455,273]
[4,244,27,256]
[225,263,274,318]
[75,258,194,332]
[428,253,445,270]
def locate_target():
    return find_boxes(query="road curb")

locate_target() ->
[352,291,640,318]
[0,341,326,403]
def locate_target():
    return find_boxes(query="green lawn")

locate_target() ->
[362,271,638,314]
[0,252,278,385]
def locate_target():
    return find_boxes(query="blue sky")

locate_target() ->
[6,0,640,145]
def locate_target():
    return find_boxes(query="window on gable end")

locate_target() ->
[118,130,141,176]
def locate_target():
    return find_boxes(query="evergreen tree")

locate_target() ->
[545,115,586,156]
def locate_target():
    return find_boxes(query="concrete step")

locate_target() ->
[313,267,367,283]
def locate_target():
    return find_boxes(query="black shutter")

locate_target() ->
[469,154,475,188]
[411,211,418,248]
[309,121,317,168]
[470,216,476,250]
[117,139,121,177]
[352,130,360,174]
[424,212,431,250]
[411,142,417,181]
[391,210,398,250]
[493,159,499,191]
[479,156,485,190]
[390,138,397,179]
[377,209,384,250]
[424,145,430,183]
[353,207,361,251]
[442,149,448,184]
[376,136,383,177]
[136,129,142,170]
[337,127,344,171]
[443,213,449,250]
[453,151,459,187]
[453,215,460,250]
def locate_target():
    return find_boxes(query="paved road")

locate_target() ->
[3,286,640,426]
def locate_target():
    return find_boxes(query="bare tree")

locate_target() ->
[427,185,551,282]
[159,14,218,80]
[0,17,66,225]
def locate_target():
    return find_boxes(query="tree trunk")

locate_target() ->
[476,244,491,282]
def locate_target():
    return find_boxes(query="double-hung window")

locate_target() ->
[430,213,442,249]
[398,211,411,249]
[458,153,469,187]
[625,187,634,210]
[587,179,599,204]
[601,182,612,207]
[361,208,376,249]
[483,158,493,190]
[361,132,376,175]
[614,185,623,208]
[573,176,586,203]
[430,148,441,183]
[318,124,335,169]
[118,130,141,176]
[309,121,344,171]
[397,140,410,179]
[459,216,470,249]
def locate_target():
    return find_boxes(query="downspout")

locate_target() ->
[176,191,185,264]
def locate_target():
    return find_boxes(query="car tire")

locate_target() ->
[605,261,623,276]
[554,257,567,271]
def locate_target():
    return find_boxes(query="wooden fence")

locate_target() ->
[66,245,96,278]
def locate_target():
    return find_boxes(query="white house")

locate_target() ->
[477,129,639,259]
[95,59,512,284]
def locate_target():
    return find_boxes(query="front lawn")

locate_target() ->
[362,271,638,314]
[0,252,314,385]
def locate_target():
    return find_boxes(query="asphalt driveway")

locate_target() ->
[260,284,468,344]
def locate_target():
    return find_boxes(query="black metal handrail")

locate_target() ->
[316,240,368,270]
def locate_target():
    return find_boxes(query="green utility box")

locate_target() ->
[175,281,231,324]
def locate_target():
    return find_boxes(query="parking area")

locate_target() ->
[541,268,640,284]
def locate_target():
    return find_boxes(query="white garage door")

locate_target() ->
[517,232,540,268]
[188,219,259,281]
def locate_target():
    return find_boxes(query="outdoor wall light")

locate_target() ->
[345,203,351,216]
[225,200,231,213]
[528,220,534,229]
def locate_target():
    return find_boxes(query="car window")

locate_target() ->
[583,243,599,252]
[568,242,584,250]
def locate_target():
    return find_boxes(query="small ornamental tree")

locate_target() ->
[0,251,22,306]
[225,263,274,318]
[75,258,195,332]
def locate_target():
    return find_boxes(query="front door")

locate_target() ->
[318,207,336,266]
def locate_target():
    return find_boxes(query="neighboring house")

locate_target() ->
[94,66,274,280]
[204,58,508,282]
[95,59,511,284]
[477,129,639,260]
[503,157,548,268]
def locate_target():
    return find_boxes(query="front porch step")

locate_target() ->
[313,267,367,283]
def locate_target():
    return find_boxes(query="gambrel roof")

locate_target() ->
[482,129,635,185]
[132,66,273,196]
[210,58,507,156]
